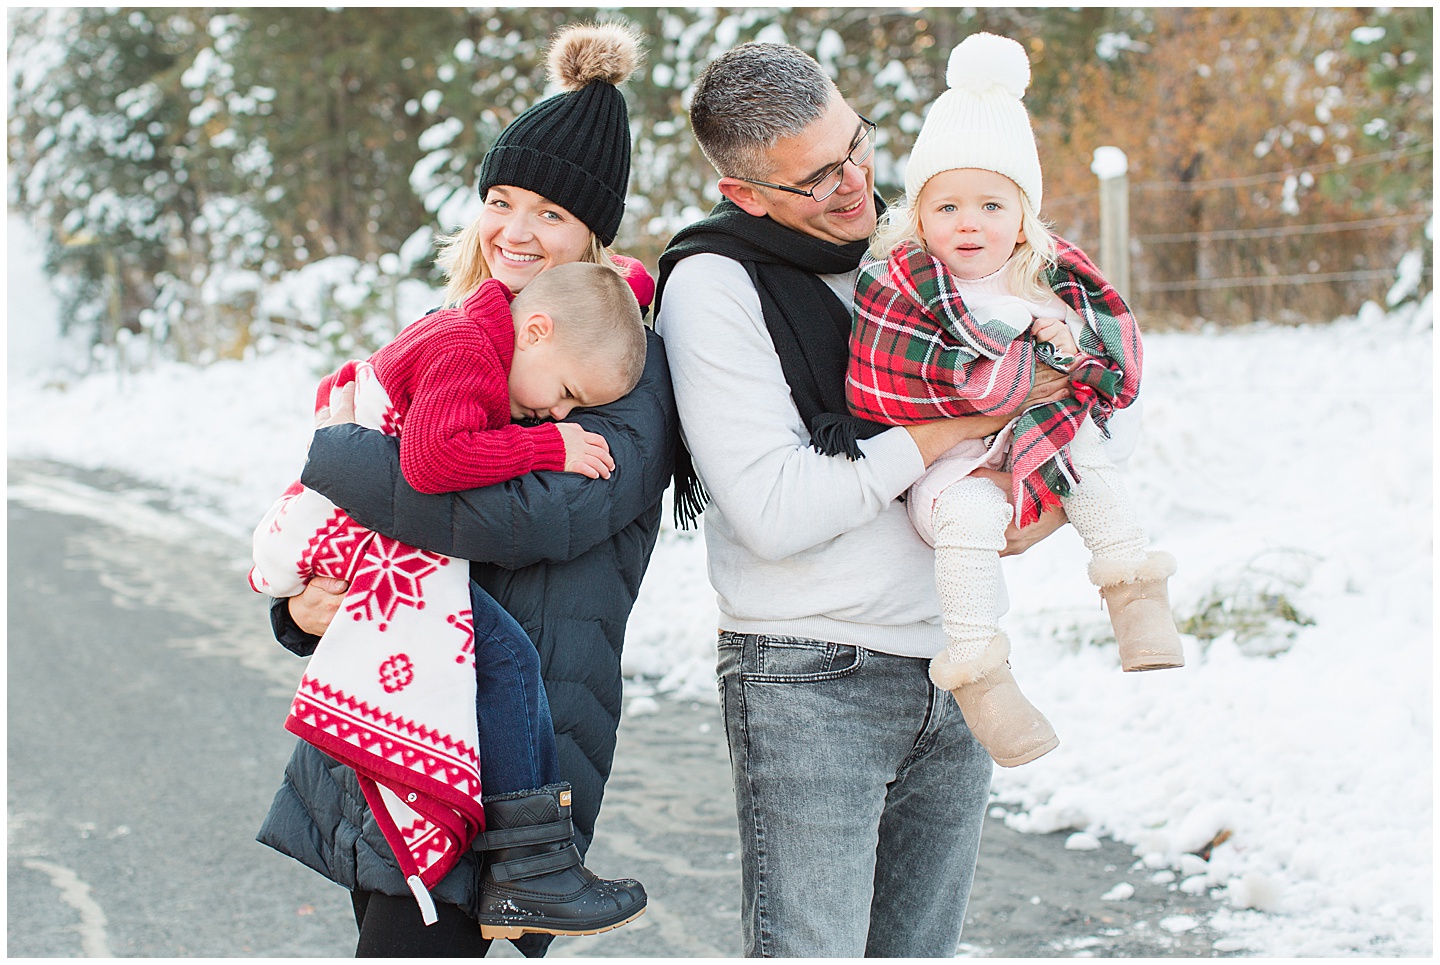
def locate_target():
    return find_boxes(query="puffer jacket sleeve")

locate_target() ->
[300,330,677,568]
[270,596,319,657]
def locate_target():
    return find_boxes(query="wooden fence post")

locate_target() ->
[1091,146,1131,301]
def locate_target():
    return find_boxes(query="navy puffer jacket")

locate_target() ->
[256,329,677,917]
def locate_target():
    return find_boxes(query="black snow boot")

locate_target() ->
[472,783,646,940]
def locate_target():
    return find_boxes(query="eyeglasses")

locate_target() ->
[738,115,877,203]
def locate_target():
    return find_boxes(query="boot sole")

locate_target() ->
[478,905,646,941]
[1122,656,1185,672]
[993,734,1059,768]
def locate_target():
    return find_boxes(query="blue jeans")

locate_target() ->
[717,631,993,957]
[470,582,560,796]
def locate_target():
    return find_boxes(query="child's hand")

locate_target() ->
[557,422,616,479]
[1031,316,1079,358]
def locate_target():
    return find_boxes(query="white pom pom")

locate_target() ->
[946,32,1030,99]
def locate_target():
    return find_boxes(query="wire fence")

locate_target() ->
[1136,212,1431,245]
[1140,267,1405,294]
[1050,143,1432,323]
[1133,143,1433,192]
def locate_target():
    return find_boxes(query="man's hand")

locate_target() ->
[315,381,357,428]
[287,576,349,636]
[1000,504,1068,556]
[904,415,1011,467]
[557,422,615,479]
[969,467,1069,556]
[902,354,1081,468]
[1017,363,1072,412]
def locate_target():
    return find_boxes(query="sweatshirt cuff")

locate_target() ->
[858,426,930,496]
[527,422,568,472]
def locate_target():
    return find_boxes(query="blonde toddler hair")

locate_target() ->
[871,187,1058,305]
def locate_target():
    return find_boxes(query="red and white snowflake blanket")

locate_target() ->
[249,360,480,925]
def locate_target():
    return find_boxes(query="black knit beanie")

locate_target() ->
[478,22,642,246]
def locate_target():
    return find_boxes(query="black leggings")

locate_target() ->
[352,891,492,958]
[350,891,552,958]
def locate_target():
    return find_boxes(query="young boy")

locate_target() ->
[249,261,648,936]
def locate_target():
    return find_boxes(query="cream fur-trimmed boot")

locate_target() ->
[1090,551,1186,672]
[931,633,1059,767]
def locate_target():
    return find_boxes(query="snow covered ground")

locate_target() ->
[7,213,1433,956]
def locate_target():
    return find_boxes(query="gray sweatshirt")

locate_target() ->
[656,252,1001,658]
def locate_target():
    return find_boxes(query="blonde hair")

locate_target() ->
[872,182,1058,304]
[510,261,647,397]
[434,215,619,308]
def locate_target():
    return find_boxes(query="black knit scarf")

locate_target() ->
[655,198,888,530]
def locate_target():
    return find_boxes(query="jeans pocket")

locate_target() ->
[743,635,865,684]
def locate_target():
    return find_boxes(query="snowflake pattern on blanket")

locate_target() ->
[249,359,483,913]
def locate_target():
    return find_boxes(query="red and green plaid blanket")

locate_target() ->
[847,238,1143,526]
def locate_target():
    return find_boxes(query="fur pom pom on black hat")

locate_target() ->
[478,21,643,246]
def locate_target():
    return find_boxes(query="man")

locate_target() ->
[654,42,1068,957]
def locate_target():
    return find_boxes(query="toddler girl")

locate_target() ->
[847,32,1184,768]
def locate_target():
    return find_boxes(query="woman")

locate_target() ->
[257,20,677,958]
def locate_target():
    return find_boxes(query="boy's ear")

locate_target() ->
[515,311,555,348]
[717,177,771,219]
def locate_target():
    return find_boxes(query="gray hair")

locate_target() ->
[689,42,838,180]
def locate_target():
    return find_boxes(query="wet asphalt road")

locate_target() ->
[7,459,1228,958]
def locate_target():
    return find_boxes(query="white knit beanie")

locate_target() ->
[903,32,1043,211]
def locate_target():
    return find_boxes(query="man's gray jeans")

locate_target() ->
[717,631,994,957]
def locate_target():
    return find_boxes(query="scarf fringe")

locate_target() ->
[1018,461,1072,528]
[809,412,868,460]
[672,449,710,532]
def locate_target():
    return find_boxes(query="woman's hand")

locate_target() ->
[969,467,1069,556]
[315,381,357,428]
[287,576,349,636]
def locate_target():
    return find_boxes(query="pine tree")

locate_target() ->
[9,8,216,352]
[9,6,1432,355]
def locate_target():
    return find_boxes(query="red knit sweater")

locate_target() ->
[333,278,567,494]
